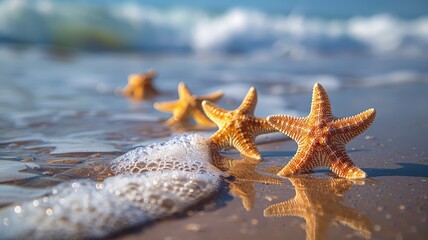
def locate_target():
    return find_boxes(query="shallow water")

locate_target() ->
[0,45,428,239]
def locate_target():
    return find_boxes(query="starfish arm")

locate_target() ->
[145,69,157,80]
[201,100,229,126]
[277,145,315,177]
[332,108,376,143]
[193,109,216,127]
[238,87,257,114]
[233,128,263,160]
[122,85,132,94]
[178,82,192,99]
[326,146,367,179]
[309,83,334,122]
[165,117,179,125]
[253,117,278,135]
[209,127,232,150]
[172,105,191,122]
[263,199,306,217]
[267,115,307,142]
[199,90,224,102]
[153,101,179,113]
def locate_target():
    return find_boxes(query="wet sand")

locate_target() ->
[115,83,428,240]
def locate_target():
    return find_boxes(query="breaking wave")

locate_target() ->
[0,0,427,56]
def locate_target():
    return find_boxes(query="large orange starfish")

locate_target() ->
[123,70,159,100]
[154,82,223,126]
[202,87,277,160]
[267,83,376,179]
[264,176,372,240]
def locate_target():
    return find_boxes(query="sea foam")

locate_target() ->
[0,134,222,240]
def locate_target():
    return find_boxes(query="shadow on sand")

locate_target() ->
[364,162,428,178]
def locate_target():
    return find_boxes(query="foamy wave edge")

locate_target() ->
[0,134,222,240]
[0,0,427,57]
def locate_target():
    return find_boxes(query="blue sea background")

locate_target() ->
[0,0,427,54]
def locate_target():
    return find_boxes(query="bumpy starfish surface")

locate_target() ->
[212,154,282,211]
[154,82,223,126]
[123,70,159,100]
[267,83,376,179]
[202,87,277,160]
[264,177,372,240]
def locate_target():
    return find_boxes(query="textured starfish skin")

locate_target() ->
[267,83,376,179]
[264,177,372,240]
[123,70,159,100]
[154,82,223,126]
[202,87,277,160]
[212,153,282,211]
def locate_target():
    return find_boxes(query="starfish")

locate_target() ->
[264,176,372,240]
[202,87,277,160]
[267,83,376,179]
[154,82,223,126]
[212,153,282,211]
[123,70,159,100]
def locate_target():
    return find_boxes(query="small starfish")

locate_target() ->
[212,153,282,211]
[154,82,223,126]
[202,87,277,160]
[267,83,376,179]
[123,70,159,100]
[264,176,372,240]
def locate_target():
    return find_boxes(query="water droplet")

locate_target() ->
[14,206,21,214]
[374,225,381,231]
[33,200,40,207]
[3,218,9,226]
[46,208,53,216]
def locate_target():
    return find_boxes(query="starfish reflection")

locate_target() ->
[213,153,283,211]
[264,176,372,240]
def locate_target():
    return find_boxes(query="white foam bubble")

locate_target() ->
[0,134,222,239]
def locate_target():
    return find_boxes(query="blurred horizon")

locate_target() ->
[0,0,427,57]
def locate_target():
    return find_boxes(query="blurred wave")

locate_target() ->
[0,0,427,57]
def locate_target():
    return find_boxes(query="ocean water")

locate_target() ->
[0,0,428,239]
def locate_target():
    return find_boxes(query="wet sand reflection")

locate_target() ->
[264,176,373,240]
[212,153,283,211]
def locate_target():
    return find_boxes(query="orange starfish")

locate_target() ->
[264,176,372,240]
[123,70,159,100]
[202,87,277,160]
[267,83,376,179]
[154,82,223,126]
